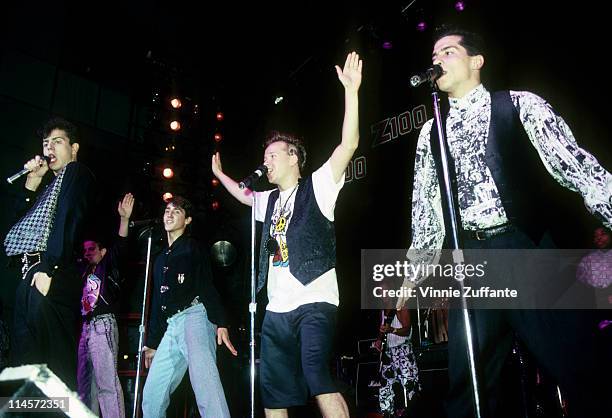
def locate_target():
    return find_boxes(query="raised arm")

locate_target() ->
[330,51,363,183]
[211,152,254,206]
[117,192,134,237]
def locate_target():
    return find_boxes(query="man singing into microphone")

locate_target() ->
[212,51,362,417]
[3,117,96,390]
[407,26,612,417]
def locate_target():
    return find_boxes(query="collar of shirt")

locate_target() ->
[165,233,187,253]
[448,84,488,113]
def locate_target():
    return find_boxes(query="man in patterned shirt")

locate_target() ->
[577,227,612,291]
[407,27,612,418]
[577,227,612,319]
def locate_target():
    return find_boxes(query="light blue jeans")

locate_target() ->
[77,313,125,418]
[142,303,230,418]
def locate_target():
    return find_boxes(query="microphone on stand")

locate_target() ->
[129,218,160,228]
[6,156,51,184]
[409,64,444,88]
[239,164,268,190]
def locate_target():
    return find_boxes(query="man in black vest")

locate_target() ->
[407,27,612,417]
[211,51,362,417]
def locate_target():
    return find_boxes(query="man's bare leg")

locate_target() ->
[265,408,288,418]
[316,392,349,418]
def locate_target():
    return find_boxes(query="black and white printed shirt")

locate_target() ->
[410,84,612,251]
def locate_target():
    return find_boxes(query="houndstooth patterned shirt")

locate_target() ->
[4,166,67,256]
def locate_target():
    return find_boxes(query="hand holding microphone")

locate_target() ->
[7,155,50,184]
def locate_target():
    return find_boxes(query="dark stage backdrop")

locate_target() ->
[0,1,610,415]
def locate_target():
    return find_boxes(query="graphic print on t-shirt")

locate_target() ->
[81,273,101,315]
[269,195,295,268]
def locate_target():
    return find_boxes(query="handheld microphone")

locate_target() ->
[6,156,51,184]
[409,65,444,88]
[239,164,268,190]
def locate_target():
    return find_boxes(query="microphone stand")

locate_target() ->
[132,227,154,418]
[248,194,257,418]
[428,79,483,418]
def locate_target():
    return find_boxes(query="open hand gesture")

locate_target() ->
[335,51,362,93]
[118,193,134,219]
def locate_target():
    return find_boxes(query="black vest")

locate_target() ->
[257,175,336,293]
[430,90,559,246]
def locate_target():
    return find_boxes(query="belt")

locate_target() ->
[84,312,116,323]
[19,252,42,280]
[163,296,201,318]
[463,223,514,241]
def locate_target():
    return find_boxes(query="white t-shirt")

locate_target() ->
[254,160,344,312]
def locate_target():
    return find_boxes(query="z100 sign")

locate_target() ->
[370,104,428,148]
[345,104,428,183]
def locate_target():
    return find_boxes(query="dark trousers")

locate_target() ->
[446,229,611,418]
[12,268,78,391]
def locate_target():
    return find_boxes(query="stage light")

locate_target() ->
[211,240,237,267]
[216,112,224,121]
[274,96,284,105]
[162,168,174,179]
[211,200,220,211]
[455,1,466,11]
[152,88,161,104]
[163,192,173,202]
[382,41,393,50]
[214,133,222,142]
[170,98,182,109]
[193,104,200,117]
[415,7,427,32]
[142,161,153,177]
[170,120,181,131]
[211,178,220,187]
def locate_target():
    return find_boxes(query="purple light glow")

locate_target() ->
[416,21,427,32]
[382,41,393,50]
[455,1,465,11]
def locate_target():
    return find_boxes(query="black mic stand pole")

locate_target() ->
[249,194,257,418]
[132,227,154,418]
[428,79,484,418]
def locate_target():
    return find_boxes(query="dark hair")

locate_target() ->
[39,117,81,144]
[166,195,194,219]
[433,25,486,57]
[263,131,307,173]
[82,239,106,250]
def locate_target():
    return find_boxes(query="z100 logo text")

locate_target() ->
[370,104,427,148]
[345,156,366,183]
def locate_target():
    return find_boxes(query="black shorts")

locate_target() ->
[260,302,338,409]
